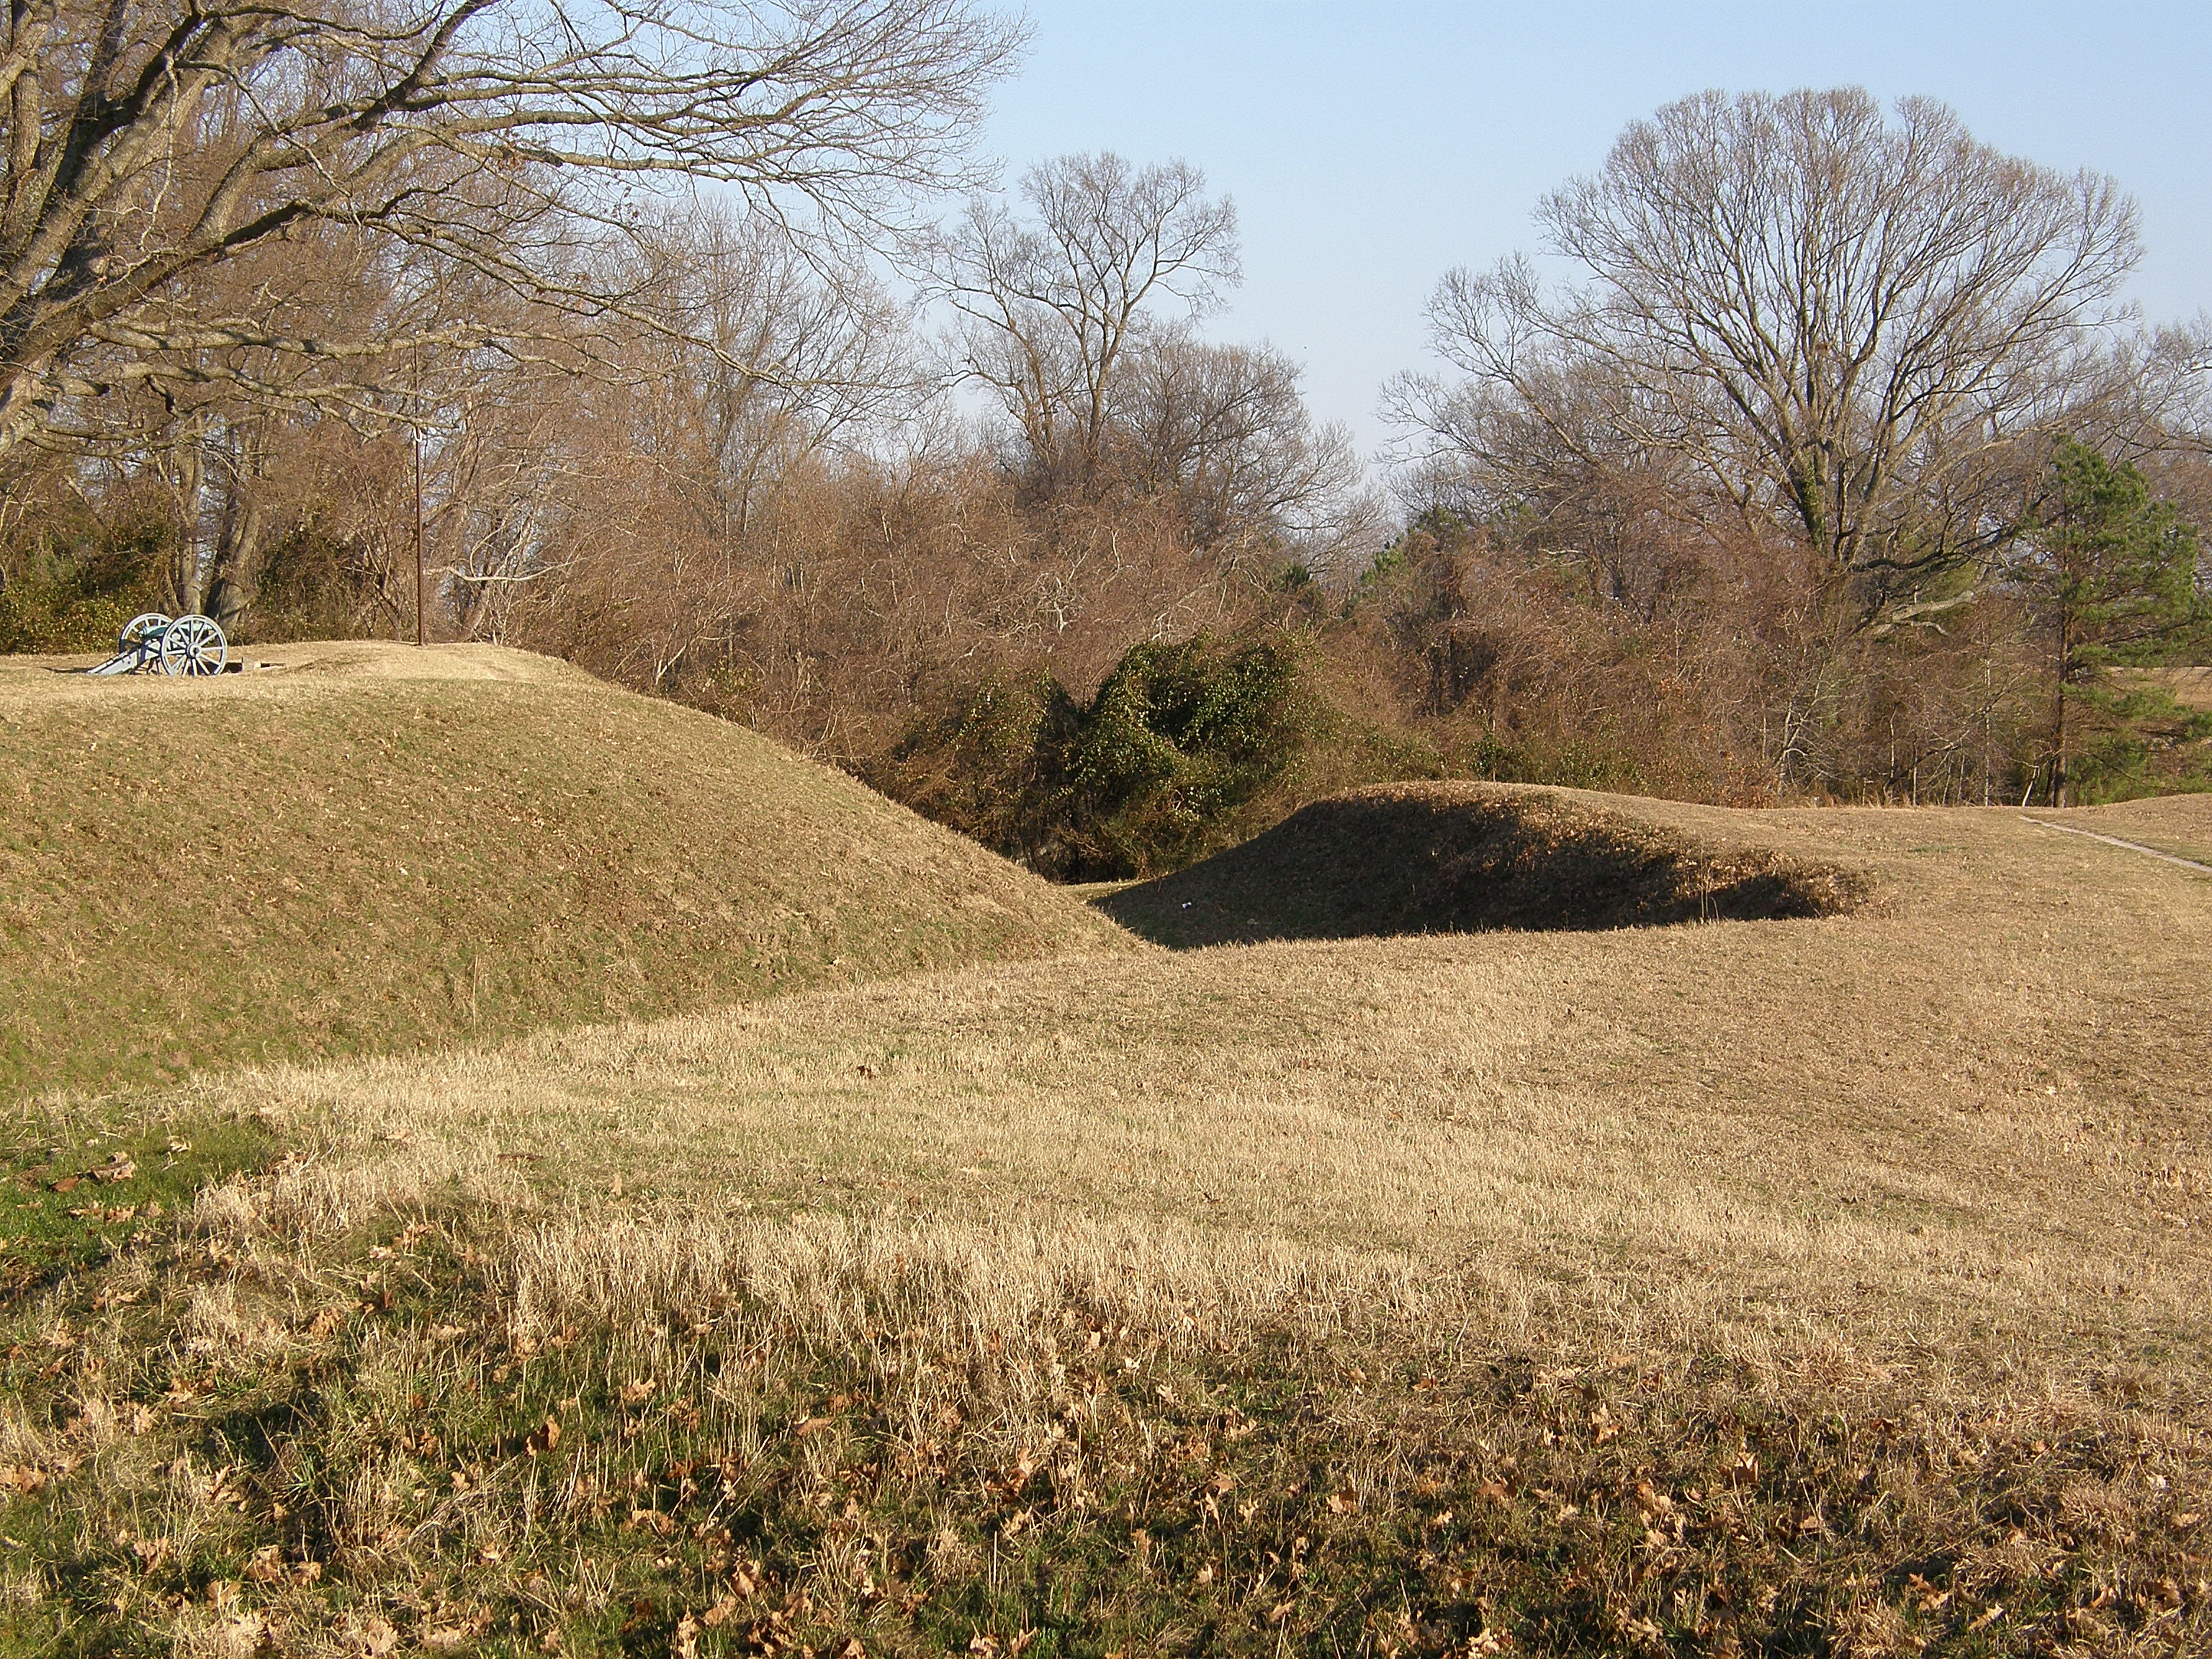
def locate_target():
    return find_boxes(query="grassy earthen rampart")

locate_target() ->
[0,643,1130,1100]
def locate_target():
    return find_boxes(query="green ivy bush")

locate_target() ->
[872,633,1327,881]
[0,528,166,654]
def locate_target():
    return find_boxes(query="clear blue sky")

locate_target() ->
[978,1,2212,462]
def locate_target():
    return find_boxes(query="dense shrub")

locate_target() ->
[1050,634,1310,876]
[2063,683,2212,801]
[0,515,166,654]
[873,632,1326,881]
[869,672,1057,866]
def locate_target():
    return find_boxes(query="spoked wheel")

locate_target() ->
[119,613,171,667]
[158,613,228,677]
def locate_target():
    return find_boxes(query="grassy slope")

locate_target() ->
[4,788,2211,1655]
[0,642,1131,1100]
[191,793,2211,1321]
[2130,665,2211,715]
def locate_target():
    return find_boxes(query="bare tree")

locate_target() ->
[464,208,925,672]
[927,152,1238,495]
[1388,345,1722,619]
[631,207,925,542]
[0,0,1022,455]
[1105,332,1370,569]
[1390,89,2142,624]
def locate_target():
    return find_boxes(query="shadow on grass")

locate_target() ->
[1093,783,1869,949]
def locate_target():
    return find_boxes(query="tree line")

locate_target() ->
[1,4,2206,873]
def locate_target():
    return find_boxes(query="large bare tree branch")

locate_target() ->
[0,0,1022,453]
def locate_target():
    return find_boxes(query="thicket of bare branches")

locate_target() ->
[1389,91,2147,614]
[3,65,2206,847]
[0,0,1027,637]
[1,0,1022,453]
[1383,89,2210,804]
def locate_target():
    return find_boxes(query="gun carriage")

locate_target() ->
[80,613,230,677]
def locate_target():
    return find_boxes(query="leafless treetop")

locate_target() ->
[1392,89,2144,611]
[0,0,1024,450]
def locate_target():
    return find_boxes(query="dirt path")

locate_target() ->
[2020,814,2212,874]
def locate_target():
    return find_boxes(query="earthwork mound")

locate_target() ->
[0,642,1129,1099]
[1095,782,1871,948]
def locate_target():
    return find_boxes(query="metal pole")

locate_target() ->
[413,422,426,647]
[413,346,427,647]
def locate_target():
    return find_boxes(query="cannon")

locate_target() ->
[81,612,230,676]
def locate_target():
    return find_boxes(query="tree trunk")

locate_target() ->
[202,493,269,631]
[2053,606,2069,808]
[165,445,207,614]
[0,368,47,457]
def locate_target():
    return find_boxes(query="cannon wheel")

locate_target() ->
[159,613,228,677]
[119,613,171,662]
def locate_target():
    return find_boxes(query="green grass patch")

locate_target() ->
[2,1201,2203,1657]
[0,1110,276,1299]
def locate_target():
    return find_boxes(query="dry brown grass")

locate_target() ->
[4,786,2209,1654]
[189,792,2211,1382]
[2059,793,2212,868]
[2136,667,2212,715]
[0,638,609,698]
[1095,782,1869,946]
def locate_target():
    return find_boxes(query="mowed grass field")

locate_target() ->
[188,791,2211,1370]
[3,650,2210,1657]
